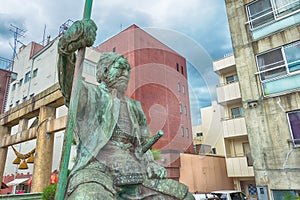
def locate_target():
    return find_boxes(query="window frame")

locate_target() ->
[19,78,23,87]
[255,40,300,85]
[186,128,189,138]
[24,71,31,83]
[230,106,244,119]
[225,74,239,84]
[287,110,300,147]
[246,0,300,30]
[32,69,38,78]
[12,83,16,91]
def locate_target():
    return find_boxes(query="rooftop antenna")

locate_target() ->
[9,24,26,71]
[42,24,46,46]
[59,19,74,35]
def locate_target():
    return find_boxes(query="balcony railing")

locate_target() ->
[216,81,242,105]
[225,156,254,177]
[0,57,13,70]
[222,116,247,138]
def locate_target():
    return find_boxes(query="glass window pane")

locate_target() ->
[284,41,300,72]
[25,72,30,83]
[274,0,300,16]
[257,48,286,80]
[288,111,300,145]
[226,75,234,84]
[33,69,38,78]
[247,0,274,28]
[231,107,240,118]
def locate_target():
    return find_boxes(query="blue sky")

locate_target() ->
[0,0,233,125]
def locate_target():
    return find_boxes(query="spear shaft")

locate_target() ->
[55,1,93,199]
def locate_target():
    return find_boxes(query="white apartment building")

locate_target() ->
[192,101,225,156]
[4,36,101,177]
[213,55,256,199]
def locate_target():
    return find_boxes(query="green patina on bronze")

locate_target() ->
[55,0,95,199]
[56,13,195,200]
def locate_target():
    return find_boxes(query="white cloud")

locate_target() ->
[0,0,231,60]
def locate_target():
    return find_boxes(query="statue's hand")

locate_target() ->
[58,19,97,55]
[146,162,167,179]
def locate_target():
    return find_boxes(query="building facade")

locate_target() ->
[225,1,300,199]
[0,68,16,114]
[214,55,256,199]
[95,25,194,179]
[3,24,194,185]
[192,101,226,156]
[3,37,101,191]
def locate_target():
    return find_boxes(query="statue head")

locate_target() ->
[96,52,131,93]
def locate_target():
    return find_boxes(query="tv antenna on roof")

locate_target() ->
[9,24,26,70]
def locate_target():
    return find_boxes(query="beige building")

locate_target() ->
[213,55,256,199]
[224,1,300,199]
[179,153,233,193]
[192,101,225,156]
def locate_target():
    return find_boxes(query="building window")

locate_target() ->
[33,69,38,78]
[246,0,300,30]
[12,83,16,91]
[182,85,185,94]
[186,128,189,138]
[176,63,179,71]
[178,82,181,92]
[287,110,300,146]
[225,74,238,84]
[243,142,253,166]
[30,93,35,98]
[179,104,182,114]
[184,106,187,116]
[181,66,184,75]
[196,132,203,137]
[16,100,20,105]
[256,41,300,96]
[24,71,30,83]
[231,106,244,118]
[83,61,96,76]
[256,41,300,95]
[23,96,27,102]
[19,79,23,87]
[181,127,184,137]
[112,47,116,52]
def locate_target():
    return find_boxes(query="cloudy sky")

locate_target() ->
[0,0,233,125]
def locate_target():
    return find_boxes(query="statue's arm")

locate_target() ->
[57,19,97,107]
[57,51,76,107]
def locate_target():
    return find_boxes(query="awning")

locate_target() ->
[6,178,29,186]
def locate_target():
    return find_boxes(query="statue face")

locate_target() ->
[105,57,131,93]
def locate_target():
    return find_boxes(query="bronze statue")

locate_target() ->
[57,19,194,200]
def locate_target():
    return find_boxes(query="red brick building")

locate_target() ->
[95,25,194,179]
[0,68,16,114]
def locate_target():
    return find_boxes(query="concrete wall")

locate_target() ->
[179,153,233,193]
[225,0,300,193]
[193,101,225,156]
